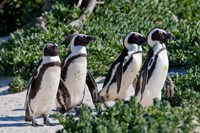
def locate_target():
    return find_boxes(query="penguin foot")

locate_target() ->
[98,96,108,109]
[43,117,55,126]
[32,119,41,127]
[58,106,68,114]
[74,106,81,116]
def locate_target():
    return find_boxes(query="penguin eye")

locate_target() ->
[78,36,83,39]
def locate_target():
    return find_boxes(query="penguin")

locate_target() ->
[25,42,61,126]
[56,34,96,114]
[98,32,146,102]
[135,28,176,107]
[86,70,99,103]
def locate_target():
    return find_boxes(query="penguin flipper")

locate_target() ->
[135,54,154,97]
[24,59,43,109]
[57,78,71,114]
[116,62,123,94]
[164,74,174,99]
[140,57,155,95]
[86,70,99,103]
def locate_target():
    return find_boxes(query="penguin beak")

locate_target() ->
[167,33,176,40]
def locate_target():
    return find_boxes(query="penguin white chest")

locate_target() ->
[141,50,168,106]
[65,57,87,107]
[31,66,61,116]
[123,54,142,86]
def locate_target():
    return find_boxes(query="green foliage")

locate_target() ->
[55,66,200,132]
[168,66,200,107]
[8,75,26,93]
[0,0,44,36]
[0,0,199,79]
[56,97,198,133]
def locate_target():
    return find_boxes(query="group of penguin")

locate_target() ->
[24,28,175,126]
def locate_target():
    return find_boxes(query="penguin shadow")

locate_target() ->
[0,89,10,96]
[48,114,61,126]
[0,115,25,122]
[0,123,29,127]
[96,77,105,84]
[0,115,60,127]
[12,108,25,112]
[0,115,30,127]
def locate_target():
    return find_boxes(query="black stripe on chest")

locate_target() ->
[136,47,166,98]
[29,61,61,100]
[107,56,133,90]
[103,49,128,89]
[146,48,166,84]
[61,54,87,80]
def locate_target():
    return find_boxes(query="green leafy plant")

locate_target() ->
[8,75,26,93]
[1,0,200,80]
[56,96,198,133]
[55,65,200,132]
[0,0,44,36]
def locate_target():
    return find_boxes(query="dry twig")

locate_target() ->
[68,0,96,27]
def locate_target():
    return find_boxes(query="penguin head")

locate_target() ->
[70,34,96,49]
[147,28,176,47]
[43,42,59,56]
[123,32,146,50]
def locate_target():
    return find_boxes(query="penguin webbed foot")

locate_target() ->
[74,106,82,116]
[58,106,68,114]
[32,119,42,127]
[43,117,56,126]
[98,96,108,109]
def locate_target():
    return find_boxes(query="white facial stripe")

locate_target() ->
[147,28,167,47]
[124,32,134,47]
[70,34,88,50]
[124,32,143,49]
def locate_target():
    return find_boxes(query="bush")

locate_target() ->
[0,0,199,80]
[0,0,44,36]
[56,97,198,133]
[55,65,200,132]
[8,75,26,93]
[0,0,199,96]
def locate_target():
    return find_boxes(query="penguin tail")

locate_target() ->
[25,105,33,121]
[58,106,68,114]
[25,116,32,121]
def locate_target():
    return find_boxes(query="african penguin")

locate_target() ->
[135,28,176,107]
[98,32,146,102]
[56,34,96,114]
[25,42,61,126]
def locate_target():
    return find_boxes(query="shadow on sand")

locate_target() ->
[0,116,24,122]
[0,89,10,96]
[12,108,25,112]
[0,115,30,127]
[0,123,30,127]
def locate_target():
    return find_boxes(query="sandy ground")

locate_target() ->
[0,76,106,133]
